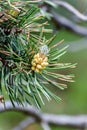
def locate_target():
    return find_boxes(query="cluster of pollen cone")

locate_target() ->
[31,53,48,73]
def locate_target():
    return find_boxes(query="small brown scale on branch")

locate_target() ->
[0,95,4,103]
[3,28,23,35]
[4,29,11,35]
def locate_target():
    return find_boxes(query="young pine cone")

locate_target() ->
[31,53,48,73]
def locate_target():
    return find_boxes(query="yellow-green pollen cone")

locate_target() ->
[31,53,48,73]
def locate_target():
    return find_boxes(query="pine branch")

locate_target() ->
[0,101,87,130]
[51,11,87,36]
[0,0,76,108]
[13,117,35,130]
[41,0,87,36]
[54,0,87,21]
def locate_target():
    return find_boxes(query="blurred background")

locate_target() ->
[0,0,87,130]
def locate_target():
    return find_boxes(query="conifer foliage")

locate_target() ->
[0,0,76,108]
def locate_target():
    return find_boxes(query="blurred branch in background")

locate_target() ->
[0,101,87,130]
[13,117,36,130]
[41,0,87,36]
[53,0,87,21]
[51,11,87,36]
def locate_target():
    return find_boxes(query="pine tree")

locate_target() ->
[0,0,76,108]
